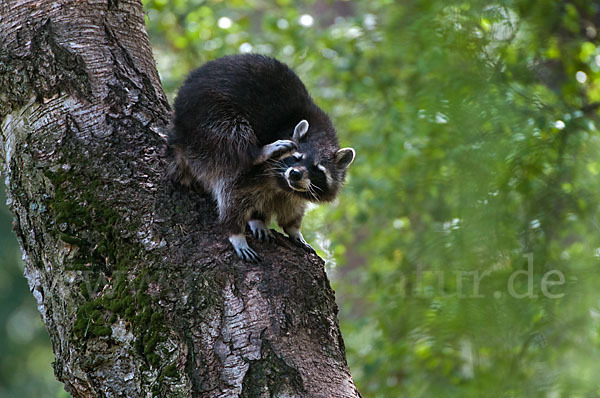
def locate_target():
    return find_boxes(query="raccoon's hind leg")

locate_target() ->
[248,211,271,242]
[214,181,261,262]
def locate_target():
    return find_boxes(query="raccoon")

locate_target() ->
[167,54,355,262]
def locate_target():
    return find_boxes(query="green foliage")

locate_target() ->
[144,0,600,395]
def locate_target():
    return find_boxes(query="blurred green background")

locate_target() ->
[2,0,600,396]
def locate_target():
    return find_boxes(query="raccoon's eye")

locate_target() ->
[286,155,301,164]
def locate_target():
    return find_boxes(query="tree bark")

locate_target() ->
[0,1,361,397]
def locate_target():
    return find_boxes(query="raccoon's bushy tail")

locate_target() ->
[165,131,195,187]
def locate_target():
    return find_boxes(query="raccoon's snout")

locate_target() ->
[284,167,309,191]
[289,169,303,182]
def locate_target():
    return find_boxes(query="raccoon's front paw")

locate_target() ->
[286,230,316,254]
[266,140,297,159]
[248,219,271,242]
[254,140,297,165]
[229,234,261,263]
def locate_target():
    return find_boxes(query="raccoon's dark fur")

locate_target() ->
[167,54,355,262]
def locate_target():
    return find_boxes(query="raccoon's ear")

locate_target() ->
[335,147,355,169]
[293,120,309,141]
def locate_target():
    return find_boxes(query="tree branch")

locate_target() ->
[0,1,360,396]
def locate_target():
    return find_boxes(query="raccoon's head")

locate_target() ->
[274,120,355,202]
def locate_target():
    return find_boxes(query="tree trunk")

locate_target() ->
[0,1,361,397]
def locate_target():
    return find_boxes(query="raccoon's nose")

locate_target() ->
[289,169,303,182]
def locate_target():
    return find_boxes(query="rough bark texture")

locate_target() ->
[0,1,361,397]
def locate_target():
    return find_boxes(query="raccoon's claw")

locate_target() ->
[292,237,316,254]
[248,219,271,242]
[229,234,261,263]
[287,232,316,254]
[268,139,297,159]
[237,247,261,263]
[253,228,271,242]
[254,140,297,165]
